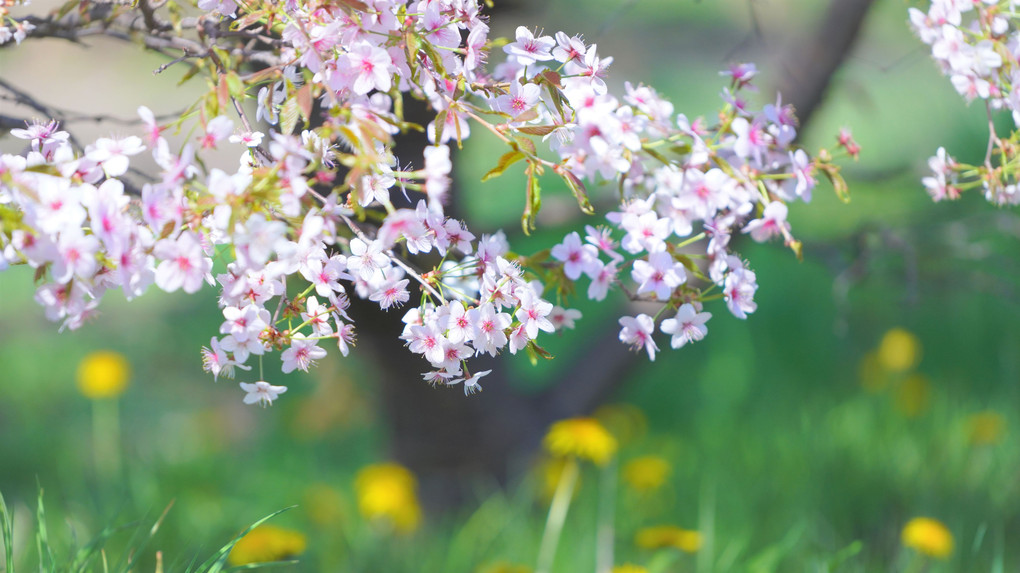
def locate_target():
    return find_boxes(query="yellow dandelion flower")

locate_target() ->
[622,456,671,492]
[895,373,930,417]
[967,411,1006,446]
[355,462,422,533]
[877,328,921,373]
[76,351,130,399]
[543,417,618,466]
[612,565,649,573]
[635,525,702,553]
[227,524,307,566]
[902,517,953,559]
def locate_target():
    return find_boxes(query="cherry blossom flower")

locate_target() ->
[631,250,686,300]
[153,231,213,293]
[742,202,790,243]
[660,304,711,349]
[229,131,264,147]
[343,41,393,95]
[551,231,598,280]
[201,116,234,149]
[549,306,582,331]
[85,136,144,177]
[281,333,327,373]
[619,314,658,361]
[504,26,555,66]
[240,380,287,406]
[469,302,512,356]
[368,268,410,310]
[201,336,249,380]
[515,289,555,339]
[449,369,492,396]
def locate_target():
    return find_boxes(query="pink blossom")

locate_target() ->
[549,306,582,330]
[281,334,327,373]
[631,249,686,300]
[551,231,598,280]
[514,289,555,340]
[660,304,711,349]
[742,202,790,243]
[468,302,511,356]
[343,41,393,95]
[503,26,555,66]
[153,231,213,293]
[85,136,145,178]
[449,369,492,396]
[619,314,658,361]
[239,381,287,406]
[201,116,234,149]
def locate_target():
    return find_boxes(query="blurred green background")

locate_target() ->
[1,0,1019,571]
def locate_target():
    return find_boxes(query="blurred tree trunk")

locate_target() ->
[772,0,877,130]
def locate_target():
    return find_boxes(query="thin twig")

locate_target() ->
[339,213,447,303]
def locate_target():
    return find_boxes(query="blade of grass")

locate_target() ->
[35,488,54,573]
[69,521,138,573]
[0,490,15,573]
[120,500,175,573]
[194,506,296,573]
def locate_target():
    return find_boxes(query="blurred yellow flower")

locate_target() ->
[76,351,130,399]
[902,517,953,559]
[635,525,702,553]
[355,462,422,533]
[877,328,921,373]
[594,403,648,445]
[622,456,671,492]
[967,411,1006,445]
[612,565,649,573]
[543,417,617,466]
[895,373,930,417]
[227,524,306,566]
[476,561,532,573]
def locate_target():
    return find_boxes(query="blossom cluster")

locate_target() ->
[1,0,852,405]
[911,0,1020,205]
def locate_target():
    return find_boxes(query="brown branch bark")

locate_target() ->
[773,0,878,130]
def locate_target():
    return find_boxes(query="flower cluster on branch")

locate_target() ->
[912,0,1020,205]
[0,0,855,404]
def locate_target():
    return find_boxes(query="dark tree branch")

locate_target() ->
[773,0,877,130]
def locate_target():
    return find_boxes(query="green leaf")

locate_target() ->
[433,109,448,148]
[511,135,536,156]
[482,151,524,182]
[826,168,851,204]
[521,164,541,234]
[296,83,313,124]
[217,74,231,110]
[559,169,593,214]
[515,125,558,136]
[279,97,301,136]
[225,71,245,100]
[177,63,203,86]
